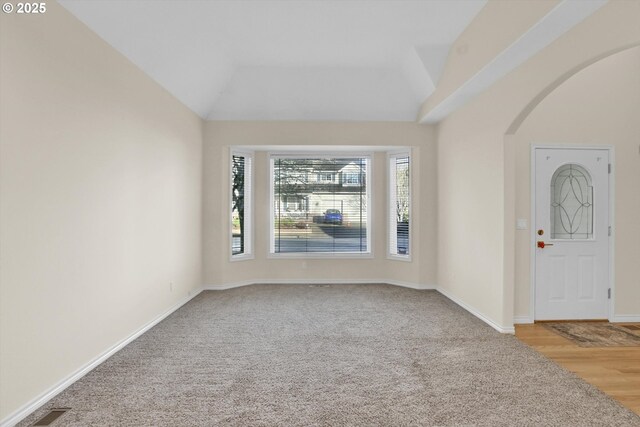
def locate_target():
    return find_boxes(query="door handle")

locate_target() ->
[537,241,554,249]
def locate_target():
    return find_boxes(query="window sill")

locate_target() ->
[268,252,373,260]
[387,254,412,262]
[230,254,255,262]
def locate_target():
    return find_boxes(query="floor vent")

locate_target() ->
[33,409,69,426]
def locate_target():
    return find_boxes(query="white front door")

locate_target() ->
[534,147,610,320]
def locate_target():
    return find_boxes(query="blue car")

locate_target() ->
[323,209,343,225]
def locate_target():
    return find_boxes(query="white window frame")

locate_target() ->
[317,172,335,183]
[230,148,254,261]
[342,172,362,186]
[388,150,412,261]
[269,152,373,259]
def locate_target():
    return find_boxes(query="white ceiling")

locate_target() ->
[59,0,486,121]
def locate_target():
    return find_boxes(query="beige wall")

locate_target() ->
[436,0,640,330]
[0,3,203,421]
[203,122,437,287]
[437,109,508,327]
[513,46,640,319]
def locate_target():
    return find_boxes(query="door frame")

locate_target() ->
[529,145,615,321]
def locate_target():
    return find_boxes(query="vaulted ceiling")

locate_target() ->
[58,0,606,122]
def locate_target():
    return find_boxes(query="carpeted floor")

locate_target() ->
[18,284,640,426]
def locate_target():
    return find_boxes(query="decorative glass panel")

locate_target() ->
[550,164,593,239]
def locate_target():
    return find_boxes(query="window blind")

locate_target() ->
[389,154,410,257]
[271,156,369,254]
[231,152,252,257]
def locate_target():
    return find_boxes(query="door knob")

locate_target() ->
[537,241,554,248]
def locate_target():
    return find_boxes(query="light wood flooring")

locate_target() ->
[515,323,640,416]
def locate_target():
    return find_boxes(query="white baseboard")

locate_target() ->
[514,315,534,324]
[0,288,203,427]
[203,279,436,291]
[204,280,257,290]
[385,280,437,290]
[436,287,515,334]
[611,314,640,323]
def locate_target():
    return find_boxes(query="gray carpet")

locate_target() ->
[19,284,640,426]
